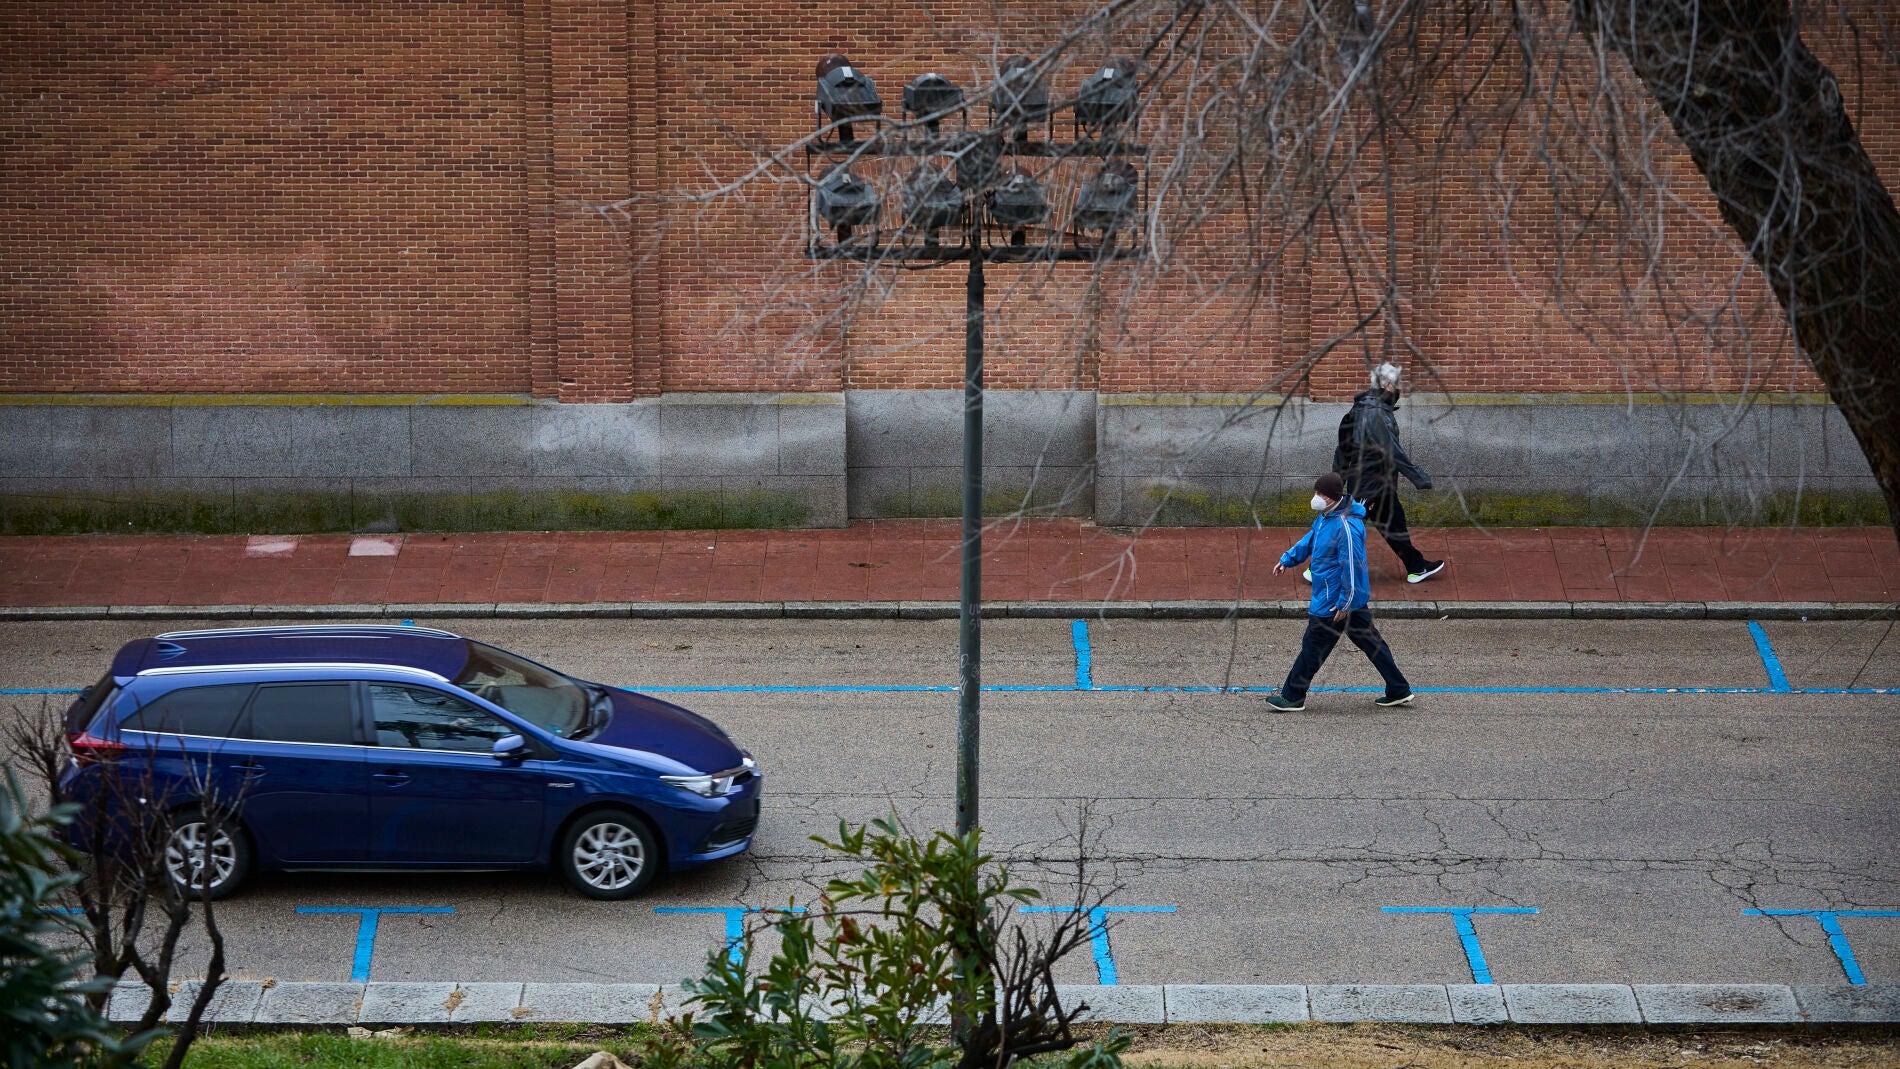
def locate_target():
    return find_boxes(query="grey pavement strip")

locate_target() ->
[1503,984,1643,1025]
[1635,984,1801,1024]
[1310,984,1453,1023]
[1160,984,1309,1024]
[99,982,1900,1025]
[4,601,1893,622]
[1449,984,1510,1025]
[1795,984,1900,1023]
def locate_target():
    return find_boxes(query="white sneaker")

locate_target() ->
[1301,568,1312,583]
[1406,560,1446,584]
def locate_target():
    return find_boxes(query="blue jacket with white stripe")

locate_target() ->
[1279,499,1371,617]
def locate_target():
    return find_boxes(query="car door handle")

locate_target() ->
[372,770,411,785]
[234,762,266,777]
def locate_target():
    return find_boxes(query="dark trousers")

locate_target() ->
[1360,486,1430,573]
[1281,610,1411,701]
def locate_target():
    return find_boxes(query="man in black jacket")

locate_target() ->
[1332,362,1446,584]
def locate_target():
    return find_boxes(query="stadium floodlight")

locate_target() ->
[1074,159,1138,235]
[902,162,966,238]
[815,166,880,239]
[816,54,881,142]
[1075,58,1138,134]
[987,169,1049,237]
[953,134,1001,194]
[992,55,1050,130]
[903,73,964,135]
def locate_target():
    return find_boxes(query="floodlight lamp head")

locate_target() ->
[987,169,1050,231]
[903,73,963,133]
[1075,159,1138,234]
[902,162,966,234]
[993,55,1051,128]
[816,165,881,235]
[816,54,882,141]
[1075,57,1138,132]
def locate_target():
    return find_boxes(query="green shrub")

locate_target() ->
[654,816,1128,1069]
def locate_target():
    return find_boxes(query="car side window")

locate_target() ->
[246,683,355,746]
[369,683,513,754]
[118,683,254,739]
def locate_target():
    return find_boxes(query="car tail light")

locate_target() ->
[68,732,126,767]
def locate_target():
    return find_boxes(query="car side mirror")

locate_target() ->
[492,734,530,761]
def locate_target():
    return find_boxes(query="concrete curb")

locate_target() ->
[3,601,1893,623]
[101,981,1900,1026]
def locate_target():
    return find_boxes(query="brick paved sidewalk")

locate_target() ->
[2,521,1895,609]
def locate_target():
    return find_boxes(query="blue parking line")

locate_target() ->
[1747,622,1793,692]
[294,906,453,983]
[1019,905,1175,985]
[1384,906,1539,984]
[655,906,806,964]
[1071,620,1095,690]
[1743,909,1900,984]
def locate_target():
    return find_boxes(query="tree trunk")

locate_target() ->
[1577,0,1900,543]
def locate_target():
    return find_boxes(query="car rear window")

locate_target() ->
[65,671,122,735]
[118,684,254,739]
[247,684,355,746]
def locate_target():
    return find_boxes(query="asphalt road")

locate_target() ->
[3,615,1896,989]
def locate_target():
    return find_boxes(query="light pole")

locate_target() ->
[808,55,1144,836]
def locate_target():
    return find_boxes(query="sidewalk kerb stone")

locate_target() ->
[109,604,254,619]
[446,982,526,1023]
[897,601,959,619]
[1448,984,1509,1025]
[382,603,500,619]
[1162,984,1307,1023]
[517,983,663,1023]
[1707,601,1842,621]
[1436,601,1574,619]
[1634,984,1800,1023]
[1056,984,1164,1024]
[626,602,782,619]
[786,601,899,619]
[1793,984,1900,1022]
[360,982,461,1023]
[1371,600,1439,619]
[1007,601,1151,619]
[0,605,112,621]
[106,982,152,1023]
[255,982,366,1024]
[495,602,630,618]
[1572,602,1708,620]
[1309,984,1452,1023]
[166,979,266,1023]
[1503,984,1640,1024]
[250,604,386,619]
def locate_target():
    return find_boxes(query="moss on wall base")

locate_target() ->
[1140,487,1892,529]
[0,488,811,535]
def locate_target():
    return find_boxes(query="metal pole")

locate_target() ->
[956,230,984,838]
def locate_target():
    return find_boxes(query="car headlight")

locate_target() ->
[661,752,757,798]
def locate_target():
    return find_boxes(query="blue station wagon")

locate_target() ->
[60,625,760,900]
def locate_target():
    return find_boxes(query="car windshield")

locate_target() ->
[451,642,593,738]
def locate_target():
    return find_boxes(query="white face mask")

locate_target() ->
[1310,494,1331,511]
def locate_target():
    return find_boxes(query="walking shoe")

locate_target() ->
[1301,568,1312,583]
[1263,693,1305,713]
[1406,560,1447,583]
[1374,692,1414,708]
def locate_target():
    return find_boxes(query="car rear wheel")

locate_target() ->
[164,808,251,901]
[560,810,659,900]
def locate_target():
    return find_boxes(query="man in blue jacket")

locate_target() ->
[1265,472,1414,712]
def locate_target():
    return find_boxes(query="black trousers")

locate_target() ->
[1360,486,1430,573]
[1281,610,1411,701]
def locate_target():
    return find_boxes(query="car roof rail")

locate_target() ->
[155,624,462,641]
[135,662,452,683]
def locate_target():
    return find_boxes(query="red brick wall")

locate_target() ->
[0,2,1892,400]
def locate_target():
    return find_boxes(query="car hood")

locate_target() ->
[584,687,742,773]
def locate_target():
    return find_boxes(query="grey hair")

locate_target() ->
[1372,362,1402,390]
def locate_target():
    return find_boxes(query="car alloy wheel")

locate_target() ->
[561,811,658,899]
[165,817,243,898]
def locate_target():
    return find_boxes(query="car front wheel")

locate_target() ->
[559,810,659,900]
[164,808,252,901]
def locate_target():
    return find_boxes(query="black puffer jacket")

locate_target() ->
[1333,389,1431,495]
